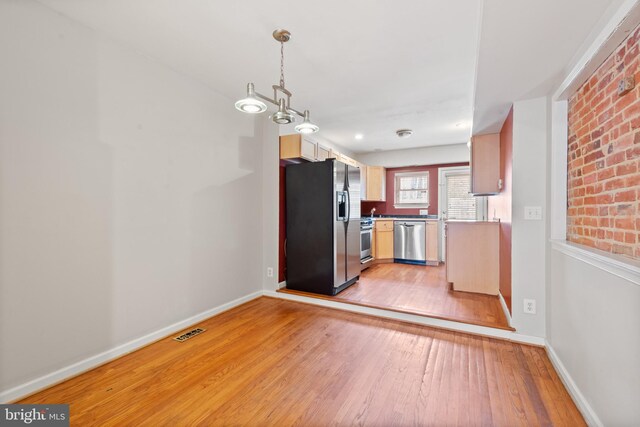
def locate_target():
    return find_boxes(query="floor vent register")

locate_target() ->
[173,328,206,342]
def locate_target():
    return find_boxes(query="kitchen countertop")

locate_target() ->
[370,216,439,221]
[372,214,439,220]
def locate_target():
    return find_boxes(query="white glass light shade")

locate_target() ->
[235,83,267,114]
[295,110,319,134]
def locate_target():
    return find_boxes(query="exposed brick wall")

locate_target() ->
[567,22,640,259]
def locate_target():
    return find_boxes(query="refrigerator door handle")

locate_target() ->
[345,188,350,223]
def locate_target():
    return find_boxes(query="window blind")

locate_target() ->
[446,174,476,219]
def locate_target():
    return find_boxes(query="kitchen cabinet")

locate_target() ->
[338,153,359,167]
[446,221,499,295]
[374,220,394,260]
[425,221,439,265]
[359,162,368,200]
[365,166,386,201]
[470,133,501,195]
[280,134,316,161]
[316,144,331,161]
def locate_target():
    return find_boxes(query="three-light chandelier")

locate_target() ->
[235,29,319,134]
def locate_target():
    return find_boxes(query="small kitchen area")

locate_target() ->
[278,131,512,331]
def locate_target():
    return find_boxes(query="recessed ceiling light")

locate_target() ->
[396,129,413,138]
[355,133,364,140]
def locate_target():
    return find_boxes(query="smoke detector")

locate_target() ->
[396,129,413,138]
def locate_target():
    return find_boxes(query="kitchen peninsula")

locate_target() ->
[445,220,500,295]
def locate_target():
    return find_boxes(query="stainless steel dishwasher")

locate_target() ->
[394,221,426,265]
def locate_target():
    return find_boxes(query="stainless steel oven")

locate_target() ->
[360,218,373,265]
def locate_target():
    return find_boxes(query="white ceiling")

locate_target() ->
[38,0,618,153]
[473,0,621,134]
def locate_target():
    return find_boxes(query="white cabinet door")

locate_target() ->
[316,144,330,161]
[300,138,317,161]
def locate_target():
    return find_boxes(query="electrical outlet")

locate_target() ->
[618,75,635,96]
[419,209,429,215]
[524,206,542,220]
[523,299,536,314]
[266,267,274,278]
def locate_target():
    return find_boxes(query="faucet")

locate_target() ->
[370,207,376,218]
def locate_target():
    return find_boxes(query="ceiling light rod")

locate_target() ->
[248,83,305,118]
[235,29,318,134]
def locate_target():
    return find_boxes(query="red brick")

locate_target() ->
[606,151,626,166]
[567,22,640,259]
[616,162,638,176]
[604,177,625,191]
[614,132,635,150]
[596,194,614,204]
[614,217,635,230]
[614,86,638,113]
[612,244,634,256]
[614,189,636,202]
[626,146,640,160]
[615,204,635,215]
[624,100,640,120]
[625,174,640,186]
[597,167,615,180]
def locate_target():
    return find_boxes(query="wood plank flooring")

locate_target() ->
[282,263,513,330]
[20,297,583,426]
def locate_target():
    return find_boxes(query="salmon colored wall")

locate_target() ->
[361,162,469,217]
[488,107,513,312]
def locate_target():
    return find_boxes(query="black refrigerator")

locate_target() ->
[286,159,361,295]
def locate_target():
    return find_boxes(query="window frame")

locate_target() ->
[393,171,430,209]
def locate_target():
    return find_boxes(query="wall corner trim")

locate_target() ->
[545,341,604,427]
[0,290,264,403]
[498,292,512,327]
[550,240,640,286]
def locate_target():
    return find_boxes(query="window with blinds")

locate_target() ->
[446,173,476,219]
[394,172,429,208]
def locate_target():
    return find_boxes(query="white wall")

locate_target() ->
[511,97,547,337]
[356,143,469,167]
[262,117,281,291]
[547,253,640,425]
[0,0,263,395]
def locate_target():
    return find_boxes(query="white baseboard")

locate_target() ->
[545,342,602,427]
[0,290,263,403]
[498,292,512,328]
[264,290,545,346]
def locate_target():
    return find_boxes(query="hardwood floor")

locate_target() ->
[282,263,513,330]
[20,297,583,426]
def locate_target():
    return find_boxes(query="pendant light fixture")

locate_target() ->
[235,29,319,134]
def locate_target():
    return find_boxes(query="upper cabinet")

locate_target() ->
[338,153,359,168]
[316,144,331,161]
[280,134,317,161]
[359,163,368,200]
[280,135,357,167]
[470,133,501,195]
[364,166,386,201]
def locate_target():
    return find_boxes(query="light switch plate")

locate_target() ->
[524,206,542,220]
[419,209,429,215]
